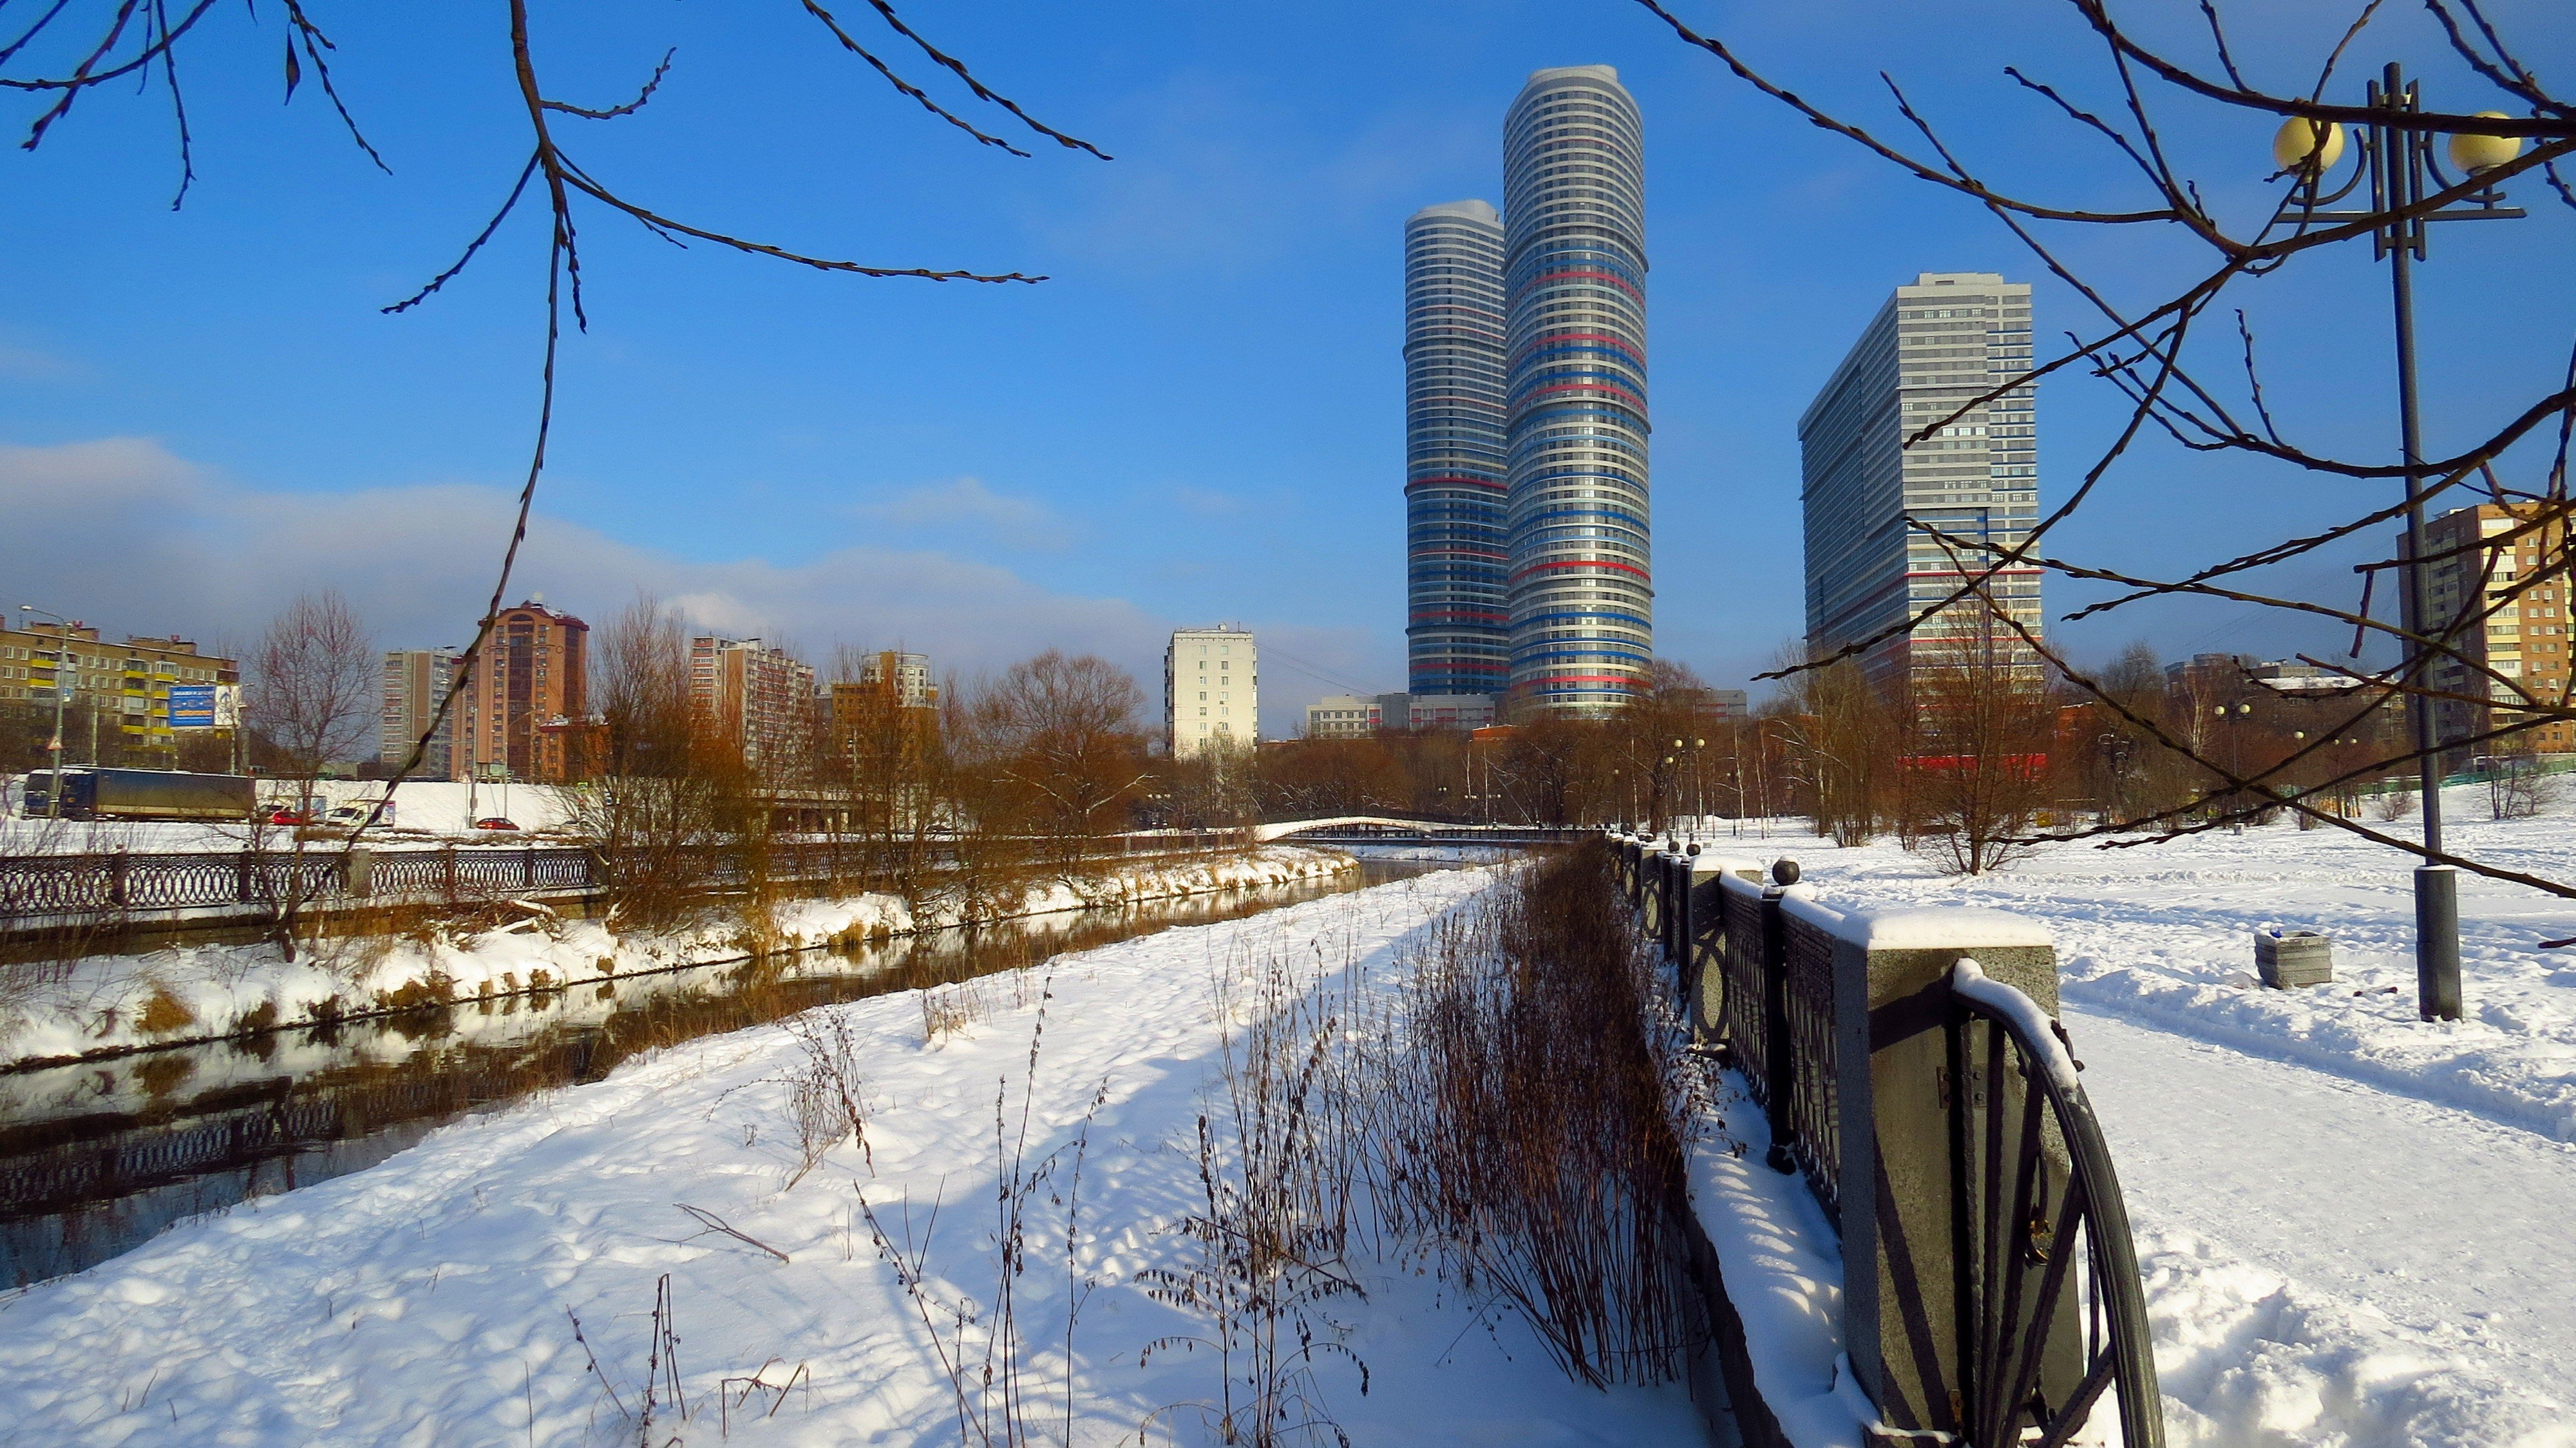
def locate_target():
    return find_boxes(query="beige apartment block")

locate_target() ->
[2423,502,2573,756]
[1165,625,1257,759]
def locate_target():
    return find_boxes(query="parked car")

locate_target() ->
[472,817,520,832]
[265,807,313,826]
[325,801,395,829]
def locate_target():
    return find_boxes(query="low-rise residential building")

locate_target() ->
[0,622,235,757]
[2163,651,2406,757]
[1305,695,1388,739]
[1405,693,1499,731]
[1305,691,1504,738]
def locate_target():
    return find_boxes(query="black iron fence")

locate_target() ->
[1616,833,2164,1448]
[0,831,1282,930]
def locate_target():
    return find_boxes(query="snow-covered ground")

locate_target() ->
[0,847,1353,1071]
[8,799,2573,1445]
[0,867,1707,1446]
[1737,799,2576,1445]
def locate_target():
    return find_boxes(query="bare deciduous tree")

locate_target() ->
[249,590,375,791]
[1774,651,1897,849]
[242,590,373,948]
[1904,620,2059,875]
[569,593,760,930]
[959,651,1148,872]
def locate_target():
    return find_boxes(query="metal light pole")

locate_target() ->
[20,605,73,819]
[2276,70,2526,1021]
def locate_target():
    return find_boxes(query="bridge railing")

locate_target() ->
[0,831,1271,933]
[1616,833,2164,1448]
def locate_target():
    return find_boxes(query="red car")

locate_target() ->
[265,808,312,826]
[472,817,520,832]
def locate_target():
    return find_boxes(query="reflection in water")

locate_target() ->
[0,861,1448,1286]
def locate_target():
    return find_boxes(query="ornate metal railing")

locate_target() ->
[1778,912,1843,1222]
[0,834,1268,930]
[1949,958,2162,1448]
[1618,832,2163,1448]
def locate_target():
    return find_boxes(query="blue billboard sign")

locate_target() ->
[167,684,217,729]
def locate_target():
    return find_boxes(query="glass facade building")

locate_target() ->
[1799,272,2041,688]
[1402,200,1511,698]
[1500,66,1652,717]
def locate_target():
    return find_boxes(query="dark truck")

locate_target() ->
[21,768,257,822]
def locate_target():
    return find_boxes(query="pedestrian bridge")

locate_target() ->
[1256,817,1587,846]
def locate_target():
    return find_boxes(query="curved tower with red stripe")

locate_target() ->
[1501,65,1651,716]
[1403,200,1510,698]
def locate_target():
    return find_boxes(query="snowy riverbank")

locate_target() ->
[0,846,1354,1072]
[0,866,1712,1446]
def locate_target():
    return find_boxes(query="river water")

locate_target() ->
[0,859,1452,1286]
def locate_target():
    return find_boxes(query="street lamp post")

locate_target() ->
[2275,67,2526,1022]
[19,605,74,819]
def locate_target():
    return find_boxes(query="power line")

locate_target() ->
[1255,641,1381,698]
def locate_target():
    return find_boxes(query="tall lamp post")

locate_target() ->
[19,605,75,819]
[1671,736,1709,837]
[2275,68,2526,1022]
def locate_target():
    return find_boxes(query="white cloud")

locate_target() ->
[853,475,1072,551]
[0,341,83,381]
[0,439,1164,681]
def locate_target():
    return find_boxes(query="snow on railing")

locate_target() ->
[1620,835,2165,1448]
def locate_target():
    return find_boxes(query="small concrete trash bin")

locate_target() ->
[2255,929,2334,988]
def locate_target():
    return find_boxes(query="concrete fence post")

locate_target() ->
[344,845,373,898]
[1777,898,2074,1440]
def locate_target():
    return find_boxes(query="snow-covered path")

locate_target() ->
[2074,1009,2576,1439]
[1769,806,2576,1443]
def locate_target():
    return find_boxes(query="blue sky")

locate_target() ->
[5,0,2570,734]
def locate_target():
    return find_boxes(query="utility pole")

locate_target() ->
[21,606,74,819]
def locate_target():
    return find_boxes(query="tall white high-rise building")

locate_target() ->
[1403,200,1511,699]
[1501,65,1652,718]
[1164,625,1257,759]
[1799,271,2040,688]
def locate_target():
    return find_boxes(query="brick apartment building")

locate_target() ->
[458,600,589,783]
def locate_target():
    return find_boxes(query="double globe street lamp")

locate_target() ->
[2271,65,2526,1021]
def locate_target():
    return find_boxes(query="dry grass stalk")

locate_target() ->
[1362,842,1701,1387]
[784,1011,873,1189]
[920,980,991,1045]
[1141,927,1374,1446]
[857,984,1107,1448]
